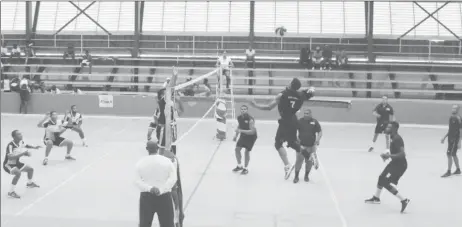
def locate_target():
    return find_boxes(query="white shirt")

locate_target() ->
[217,56,233,70]
[135,154,177,194]
[245,49,255,59]
[1,47,7,54]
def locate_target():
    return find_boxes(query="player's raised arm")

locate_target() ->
[301,87,316,101]
[250,93,282,111]
[37,113,50,128]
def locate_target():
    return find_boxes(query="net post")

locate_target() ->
[164,67,179,152]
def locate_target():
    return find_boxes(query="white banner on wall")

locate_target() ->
[98,95,113,108]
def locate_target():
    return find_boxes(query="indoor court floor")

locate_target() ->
[1,114,461,227]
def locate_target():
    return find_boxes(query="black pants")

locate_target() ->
[139,192,174,227]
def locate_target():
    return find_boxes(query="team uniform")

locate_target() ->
[447,115,461,155]
[64,111,83,126]
[374,103,394,134]
[294,117,321,182]
[275,88,313,150]
[3,141,26,174]
[236,114,258,151]
[380,135,407,186]
[42,120,66,146]
[154,97,178,148]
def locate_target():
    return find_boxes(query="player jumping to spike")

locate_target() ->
[250,78,315,180]
[440,104,461,178]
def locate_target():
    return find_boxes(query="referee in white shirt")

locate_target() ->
[216,50,234,93]
[136,141,177,227]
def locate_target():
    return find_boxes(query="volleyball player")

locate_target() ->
[63,105,87,146]
[440,104,461,178]
[232,105,258,174]
[250,78,315,179]
[365,121,410,213]
[37,111,75,166]
[369,96,394,152]
[3,130,40,198]
[294,108,322,183]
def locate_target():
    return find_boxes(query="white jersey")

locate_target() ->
[217,56,233,70]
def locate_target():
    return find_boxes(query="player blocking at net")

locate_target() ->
[232,105,258,175]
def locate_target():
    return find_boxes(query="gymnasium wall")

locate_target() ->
[0,92,456,125]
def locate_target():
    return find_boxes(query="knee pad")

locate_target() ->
[275,140,283,150]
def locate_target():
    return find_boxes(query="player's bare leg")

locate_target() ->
[365,177,410,213]
[242,149,250,174]
[43,140,53,165]
[147,128,155,141]
[23,166,40,188]
[277,146,294,179]
[443,152,461,177]
[72,127,87,146]
[453,154,461,174]
[304,154,314,182]
[60,140,75,161]
[293,152,305,183]
[233,147,243,172]
[8,168,22,198]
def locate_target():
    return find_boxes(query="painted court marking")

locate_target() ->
[1,127,128,227]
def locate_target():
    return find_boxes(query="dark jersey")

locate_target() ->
[374,104,394,123]
[390,134,406,165]
[3,140,25,166]
[156,97,176,125]
[298,118,321,146]
[448,115,462,140]
[278,88,312,120]
[237,114,257,137]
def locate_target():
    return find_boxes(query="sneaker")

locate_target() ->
[365,196,381,204]
[232,166,243,172]
[400,199,410,213]
[8,191,20,199]
[304,174,310,182]
[26,182,40,188]
[42,158,48,166]
[368,147,374,152]
[65,155,76,161]
[441,171,451,178]
[311,153,319,170]
[293,177,299,184]
[453,169,461,175]
[241,169,249,175]
[284,165,295,180]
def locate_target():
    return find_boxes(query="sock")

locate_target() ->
[395,193,405,201]
[28,179,33,184]
[370,142,375,148]
[237,164,243,168]
[374,188,382,198]
[10,184,16,193]
[285,164,291,169]
[295,170,300,178]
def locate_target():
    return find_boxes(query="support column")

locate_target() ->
[249,1,255,46]
[25,1,33,41]
[388,73,401,98]
[132,2,141,92]
[365,1,374,98]
[32,1,40,37]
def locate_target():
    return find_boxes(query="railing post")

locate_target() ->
[193,36,195,55]
[107,35,110,48]
[221,36,224,50]
[309,37,312,50]
[80,35,83,54]
[429,40,432,58]
[399,39,402,53]
[459,40,461,55]
[164,35,167,49]
[54,35,57,47]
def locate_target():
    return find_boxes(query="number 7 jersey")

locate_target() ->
[278,88,304,119]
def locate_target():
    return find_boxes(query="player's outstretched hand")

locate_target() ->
[249,100,257,107]
[23,151,31,157]
[440,138,445,144]
[380,151,390,162]
[33,145,42,149]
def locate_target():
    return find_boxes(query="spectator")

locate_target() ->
[19,76,31,114]
[216,50,234,93]
[245,46,256,68]
[336,49,349,69]
[63,44,75,60]
[1,43,7,57]
[11,44,21,58]
[299,47,312,69]
[322,45,333,70]
[25,42,35,58]
[311,46,323,70]
[80,49,92,74]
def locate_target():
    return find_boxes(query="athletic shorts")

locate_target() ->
[375,121,388,134]
[19,89,30,102]
[222,69,230,75]
[148,122,156,129]
[3,163,25,174]
[380,162,407,185]
[300,145,316,157]
[236,135,257,151]
[275,118,298,147]
[447,139,460,155]
[43,137,66,147]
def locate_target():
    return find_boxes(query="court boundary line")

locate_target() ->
[1,127,129,227]
[1,113,447,129]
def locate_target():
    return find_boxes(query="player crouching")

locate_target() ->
[3,130,41,198]
[294,108,322,183]
[63,105,87,147]
[232,105,258,175]
[37,111,76,166]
